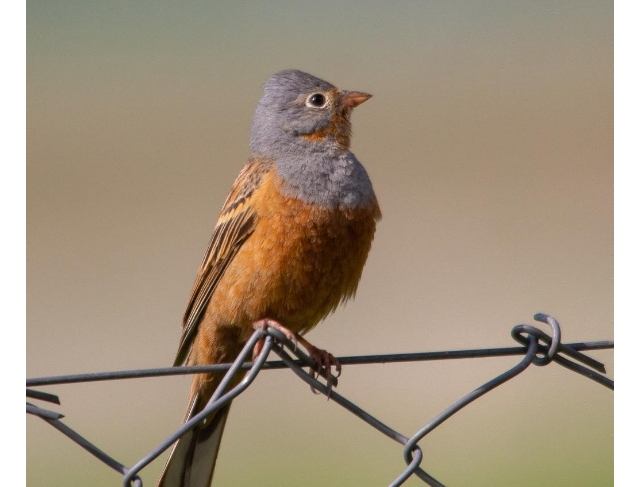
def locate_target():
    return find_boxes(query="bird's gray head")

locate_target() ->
[250,70,371,158]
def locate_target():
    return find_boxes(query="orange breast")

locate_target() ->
[200,168,380,346]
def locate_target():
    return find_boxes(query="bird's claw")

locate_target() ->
[306,345,340,397]
[251,318,340,397]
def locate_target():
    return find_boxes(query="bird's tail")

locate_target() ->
[157,390,231,487]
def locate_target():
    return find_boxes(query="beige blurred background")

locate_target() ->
[27,1,613,486]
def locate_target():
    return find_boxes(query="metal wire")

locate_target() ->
[26,314,613,486]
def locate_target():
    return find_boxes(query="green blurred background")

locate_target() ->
[27,1,613,486]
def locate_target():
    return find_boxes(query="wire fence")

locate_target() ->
[26,313,613,486]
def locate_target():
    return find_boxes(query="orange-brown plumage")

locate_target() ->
[185,158,380,398]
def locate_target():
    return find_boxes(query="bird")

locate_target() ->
[157,69,381,487]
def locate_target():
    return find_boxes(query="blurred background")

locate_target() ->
[27,1,613,486]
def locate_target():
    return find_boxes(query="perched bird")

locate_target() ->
[157,69,381,487]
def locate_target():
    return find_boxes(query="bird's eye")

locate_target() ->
[306,93,327,108]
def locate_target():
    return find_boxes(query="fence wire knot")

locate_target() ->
[27,313,613,486]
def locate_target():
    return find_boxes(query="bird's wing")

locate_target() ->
[173,158,273,366]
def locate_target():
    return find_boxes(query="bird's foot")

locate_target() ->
[302,342,341,395]
[251,319,340,395]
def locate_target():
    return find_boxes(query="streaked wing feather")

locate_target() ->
[173,159,271,366]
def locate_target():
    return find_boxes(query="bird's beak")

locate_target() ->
[340,91,372,110]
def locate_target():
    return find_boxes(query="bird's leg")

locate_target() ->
[251,319,340,392]
[252,318,297,361]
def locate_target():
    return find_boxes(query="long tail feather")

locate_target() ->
[157,393,231,487]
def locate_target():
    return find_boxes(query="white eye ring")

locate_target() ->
[305,93,328,109]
